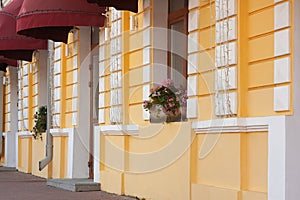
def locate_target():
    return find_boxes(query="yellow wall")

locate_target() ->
[0,137,4,165]
[192,132,268,200]
[100,123,192,200]
[18,137,32,173]
[52,136,68,179]
[97,0,277,199]
[246,0,293,117]
[31,133,50,178]
[18,133,68,179]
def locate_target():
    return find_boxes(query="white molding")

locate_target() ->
[50,128,70,137]
[274,86,291,111]
[187,76,198,96]
[189,0,200,10]
[99,93,105,108]
[215,92,238,116]
[188,32,199,54]
[143,10,151,28]
[274,57,291,84]
[18,131,33,138]
[93,126,101,183]
[23,76,29,86]
[73,56,78,68]
[54,47,61,61]
[73,70,78,83]
[143,47,151,65]
[54,88,61,100]
[143,0,151,9]
[275,29,290,57]
[215,42,237,67]
[216,17,237,44]
[53,75,61,87]
[143,84,150,100]
[215,0,237,21]
[54,61,61,74]
[188,9,199,32]
[143,28,151,47]
[100,125,139,135]
[192,118,269,134]
[188,53,199,75]
[98,109,105,124]
[187,98,198,118]
[192,116,286,200]
[216,66,237,91]
[99,61,105,76]
[99,78,105,92]
[275,2,290,30]
[143,65,151,83]
[99,45,106,61]
[110,106,123,123]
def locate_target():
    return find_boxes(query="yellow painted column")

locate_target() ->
[237,0,249,117]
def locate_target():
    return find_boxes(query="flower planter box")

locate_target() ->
[149,104,184,123]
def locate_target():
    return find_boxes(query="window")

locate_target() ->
[168,0,188,88]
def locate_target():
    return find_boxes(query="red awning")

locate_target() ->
[0,56,17,67]
[0,0,47,61]
[0,56,17,72]
[16,0,106,43]
[87,0,138,13]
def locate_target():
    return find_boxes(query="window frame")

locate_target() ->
[167,1,188,88]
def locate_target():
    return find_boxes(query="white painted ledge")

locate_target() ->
[50,128,72,137]
[192,117,269,133]
[17,131,33,138]
[100,125,139,135]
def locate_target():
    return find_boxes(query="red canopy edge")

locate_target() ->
[87,0,138,13]
[0,56,18,67]
[16,0,106,43]
[0,0,47,61]
[0,56,18,72]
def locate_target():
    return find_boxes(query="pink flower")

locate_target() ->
[161,79,174,87]
[169,103,174,107]
[176,97,179,102]
[169,98,174,102]
[150,86,159,93]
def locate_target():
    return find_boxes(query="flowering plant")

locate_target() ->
[32,106,47,140]
[143,79,188,123]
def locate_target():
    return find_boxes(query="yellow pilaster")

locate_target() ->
[237,0,249,117]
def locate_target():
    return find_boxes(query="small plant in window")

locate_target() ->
[143,79,188,123]
[32,106,47,140]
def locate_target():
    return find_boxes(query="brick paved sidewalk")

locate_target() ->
[0,168,137,200]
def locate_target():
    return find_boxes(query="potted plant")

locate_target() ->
[32,106,47,140]
[143,79,188,123]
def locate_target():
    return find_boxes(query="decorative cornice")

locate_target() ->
[18,131,33,138]
[100,124,139,135]
[50,128,73,137]
[192,118,269,134]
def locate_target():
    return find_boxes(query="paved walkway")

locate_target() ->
[0,167,137,200]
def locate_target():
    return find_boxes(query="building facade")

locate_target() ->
[1,0,300,200]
